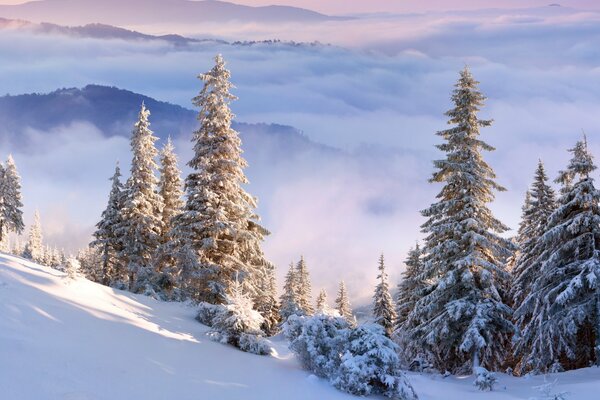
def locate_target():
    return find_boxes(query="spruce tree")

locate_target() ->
[0,155,24,243]
[512,161,556,315]
[255,264,280,336]
[295,256,314,315]
[335,280,354,323]
[24,210,43,263]
[153,138,185,296]
[172,54,271,304]
[516,139,600,372]
[91,163,126,286]
[279,262,301,320]
[373,254,397,336]
[158,137,184,238]
[412,67,514,373]
[120,103,163,292]
[316,289,328,313]
[395,244,425,333]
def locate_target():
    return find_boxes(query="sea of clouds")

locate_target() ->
[1,5,600,302]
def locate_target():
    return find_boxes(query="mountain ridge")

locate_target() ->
[0,0,350,26]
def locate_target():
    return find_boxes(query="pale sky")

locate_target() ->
[0,0,599,15]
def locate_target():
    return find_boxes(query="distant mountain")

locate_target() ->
[0,85,338,161]
[0,18,327,48]
[0,0,347,27]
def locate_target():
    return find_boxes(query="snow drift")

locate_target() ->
[1,253,599,399]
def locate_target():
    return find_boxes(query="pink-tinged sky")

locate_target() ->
[0,0,600,14]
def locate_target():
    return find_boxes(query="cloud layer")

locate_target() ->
[2,6,600,303]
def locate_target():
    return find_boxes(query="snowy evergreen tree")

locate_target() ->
[516,138,600,372]
[172,54,271,304]
[23,210,43,263]
[295,256,314,315]
[158,137,184,238]
[395,244,425,334]
[0,155,24,243]
[511,161,557,309]
[120,103,163,293]
[316,289,329,313]
[91,163,126,286]
[411,67,514,373]
[254,263,280,336]
[153,138,185,296]
[280,262,301,320]
[372,254,397,336]
[64,257,81,280]
[335,280,354,324]
[11,236,23,257]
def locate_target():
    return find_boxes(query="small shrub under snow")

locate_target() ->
[474,367,497,392]
[200,280,273,356]
[196,302,222,327]
[286,314,418,400]
[332,324,418,400]
[238,333,273,356]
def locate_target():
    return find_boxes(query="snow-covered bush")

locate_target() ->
[287,315,418,400]
[407,353,435,373]
[196,302,222,326]
[238,333,273,356]
[287,313,350,378]
[474,367,497,392]
[203,279,271,355]
[549,361,564,374]
[332,324,418,400]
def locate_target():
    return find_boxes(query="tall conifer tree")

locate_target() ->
[516,139,600,372]
[0,155,24,243]
[335,280,354,323]
[373,254,397,336]
[295,256,314,315]
[91,163,126,286]
[120,103,163,292]
[172,54,271,304]
[411,67,514,373]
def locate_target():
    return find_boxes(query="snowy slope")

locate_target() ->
[1,253,599,400]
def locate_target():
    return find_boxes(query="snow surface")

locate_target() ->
[1,253,599,400]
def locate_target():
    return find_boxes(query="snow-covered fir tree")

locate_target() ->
[172,54,271,305]
[0,155,24,243]
[153,138,185,296]
[158,137,184,239]
[335,280,354,324]
[120,103,163,293]
[316,289,328,313]
[280,262,301,320]
[91,163,126,286]
[395,244,425,334]
[23,210,43,263]
[516,138,600,372]
[77,247,103,282]
[511,161,556,335]
[11,236,23,257]
[411,67,514,373]
[295,256,314,315]
[254,263,280,336]
[372,254,397,336]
